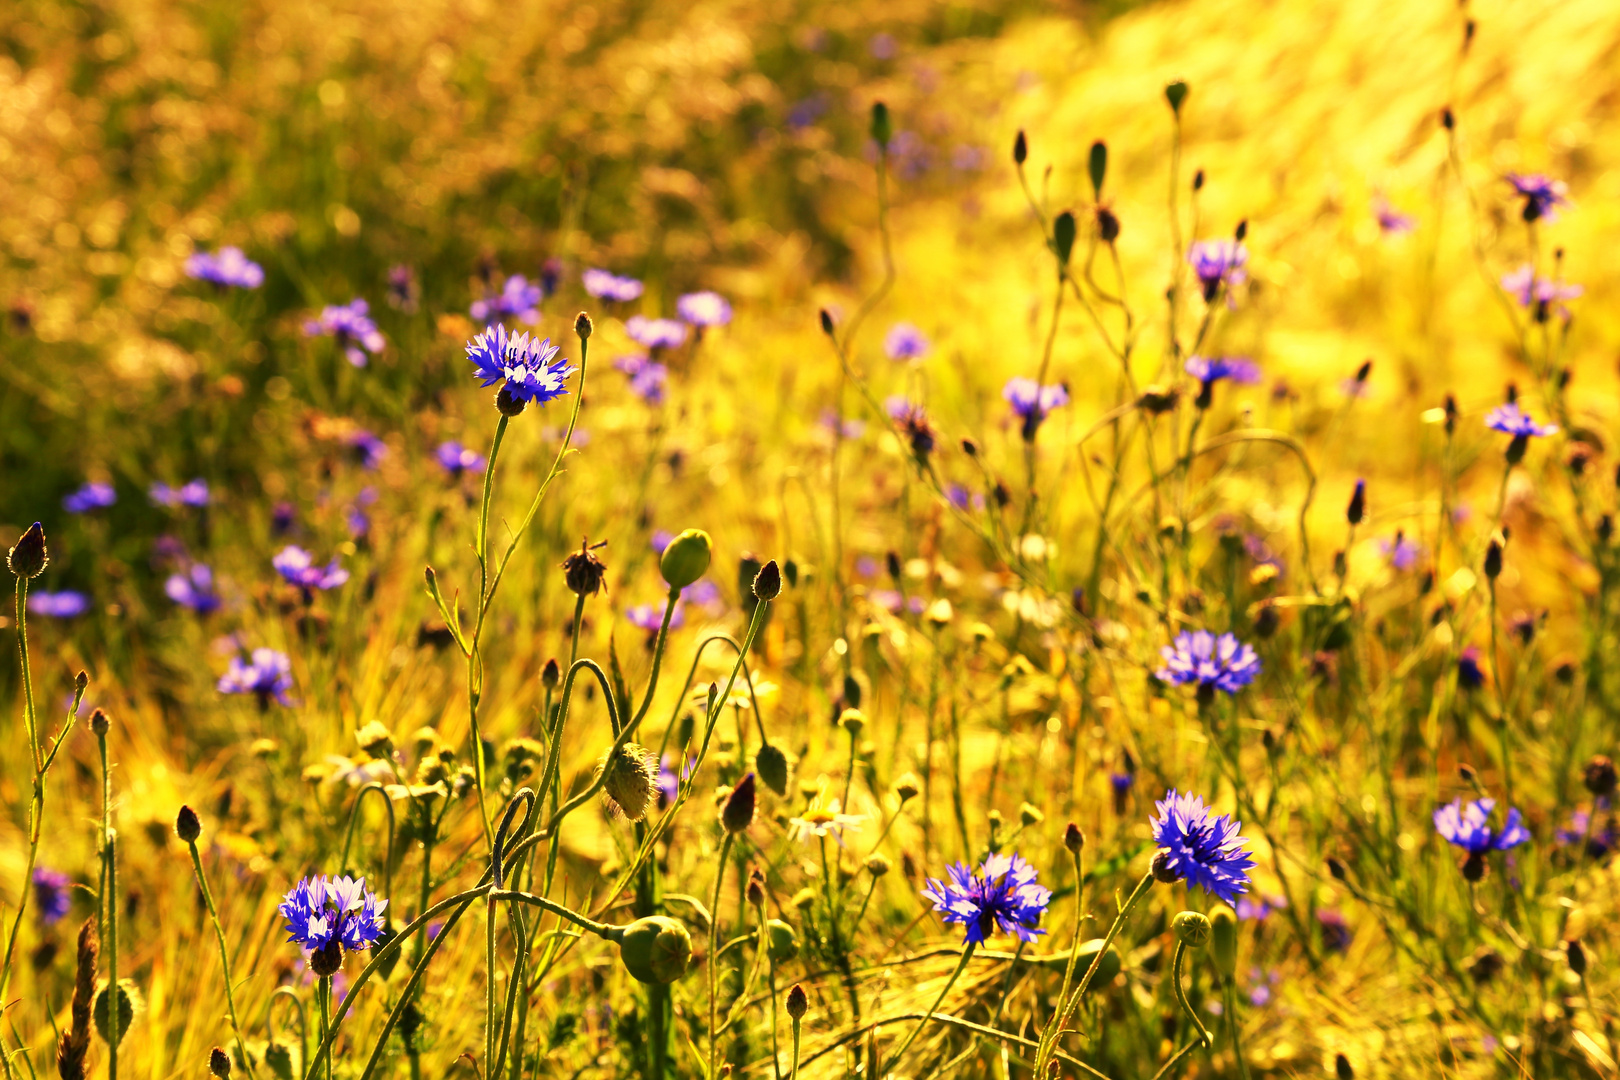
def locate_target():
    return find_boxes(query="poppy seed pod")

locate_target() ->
[599,744,658,822]
[659,529,712,590]
[616,916,692,984]
[1172,910,1212,949]
[766,919,798,963]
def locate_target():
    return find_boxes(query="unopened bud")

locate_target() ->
[1336,1053,1355,1080]
[1019,802,1044,827]
[1053,211,1077,266]
[541,658,560,691]
[819,309,835,337]
[1151,849,1181,884]
[839,708,865,737]
[1087,140,1107,199]
[1013,130,1028,165]
[721,772,756,834]
[1483,532,1504,579]
[864,854,891,877]
[176,805,202,844]
[7,522,48,579]
[574,311,593,339]
[1346,479,1366,526]
[894,773,921,802]
[752,560,782,602]
[785,983,808,1021]
[1064,823,1085,854]
[1567,938,1588,977]
[1164,80,1189,115]
[90,708,110,736]
[1585,756,1617,798]
[209,1047,232,1078]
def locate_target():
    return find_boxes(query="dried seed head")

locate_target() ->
[599,744,658,822]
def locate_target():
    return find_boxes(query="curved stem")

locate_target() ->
[884,941,976,1072]
[339,782,396,902]
[1171,942,1212,1049]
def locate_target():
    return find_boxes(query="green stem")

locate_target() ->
[98,728,117,1080]
[1222,978,1250,1080]
[187,841,259,1080]
[708,832,735,1080]
[1171,943,1212,1049]
[884,941,976,1071]
[1036,870,1155,1073]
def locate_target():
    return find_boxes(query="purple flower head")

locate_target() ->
[470,275,542,325]
[28,591,90,618]
[1110,772,1135,796]
[63,482,117,514]
[346,488,377,540]
[278,875,389,954]
[1485,402,1558,440]
[1185,356,1261,387]
[624,315,688,351]
[435,441,486,478]
[150,479,210,508]
[1558,806,1619,858]
[1151,789,1257,904]
[819,411,866,439]
[33,868,72,925]
[1380,532,1422,571]
[686,579,723,612]
[626,602,684,633]
[920,852,1052,945]
[582,269,645,303]
[273,546,349,592]
[305,299,385,368]
[348,429,388,470]
[185,247,265,289]
[884,322,931,361]
[1506,173,1570,223]
[1374,199,1416,236]
[166,563,221,614]
[676,291,732,328]
[219,647,295,707]
[885,395,936,461]
[271,502,298,536]
[465,325,576,406]
[1003,377,1069,439]
[1156,630,1261,697]
[1500,265,1582,318]
[1317,909,1352,952]
[1187,240,1249,303]
[1433,797,1530,854]
[945,484,975,512]
[385,265,419,313]
[615,355,668,404]
[1457,647,1485,690]
[1235,893,1287,921]
[650,530,674,554]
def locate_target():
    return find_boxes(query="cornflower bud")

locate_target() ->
[1483,532,1504,580]
[1064,823,1085,854]
[541,658,561,691]
[1087,141,1107,199]
[864,853,891,877]
[209,1048,232,1078]
[721,772,757,834]
[7,522,47,579]
[1013,130,1028,165]
[752,560,782,601]
[785,984,808,1020]
[819,309,835,337]
[176,805,202,844]
[1345,479,1366,526]
[574,311,593,339]
[1585,755,1617,798]
[562,538,608,596]
[746,867,766,907]
[1053,211,1077,266]
[1164,80,1189,114]
[1567,938,1588,977]
[89,709,110,736]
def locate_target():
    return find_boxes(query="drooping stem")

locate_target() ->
[1170,942,1213,1049]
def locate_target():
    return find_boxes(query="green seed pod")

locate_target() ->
[1172,911,1212,950]
[870,102,892,148]
[660,529,713,590]
[1053,211,1077,266]
[1210,906,1238,977]
[766,919,799,963]
[1165,80,1189,115]
[617,916,693,985]
[1087,140,1108,200]
[93,979,141,1047]
[1073,939,1122,989]
[755,742,791,796]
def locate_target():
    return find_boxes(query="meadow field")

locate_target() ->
[4,0,1620,1076]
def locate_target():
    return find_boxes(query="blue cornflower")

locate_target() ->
[435,441,486,478]
[471,274,542,325]
[1374,198,1415,236]
[1486,402,1558,440]
[615,354,668,404]
[218,647,295,708]
[920,852,1052,945]
[1155,630,1261,697]
[465,325,575,407]
[1187,240,1248,303]
[150,479,210,508]
[1557,805,1618,858]
[385,265,419,313]
[1150,789,1256,904]
[304,299,385,368]
[819,411,866,439]
[582,268,644,303]
[165,564,221,614]
[625,315,688,351]
[28,591,90,618]
[1234,893,1287,921]
[650,530,674,554]
[348,429,388,470]
[885,396,936,462]
[1506,173,1570,223]
[1185,355,1261,388]
[677,291,732,328]
[273,546,349,592]
[1380,532,1423,571]
[278,875,389,954]
[1003,377,1069,439]
[185,247,264,289]
[347,488,377,540]
[1457,646,1485,689]
[626,602,684,633]
[884,322,931,361]
[1316,909,1352,952]
[63,482,116,514]
[1500,265,1582,319]
[33,868,72,925]
[1434,797,1529,854]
